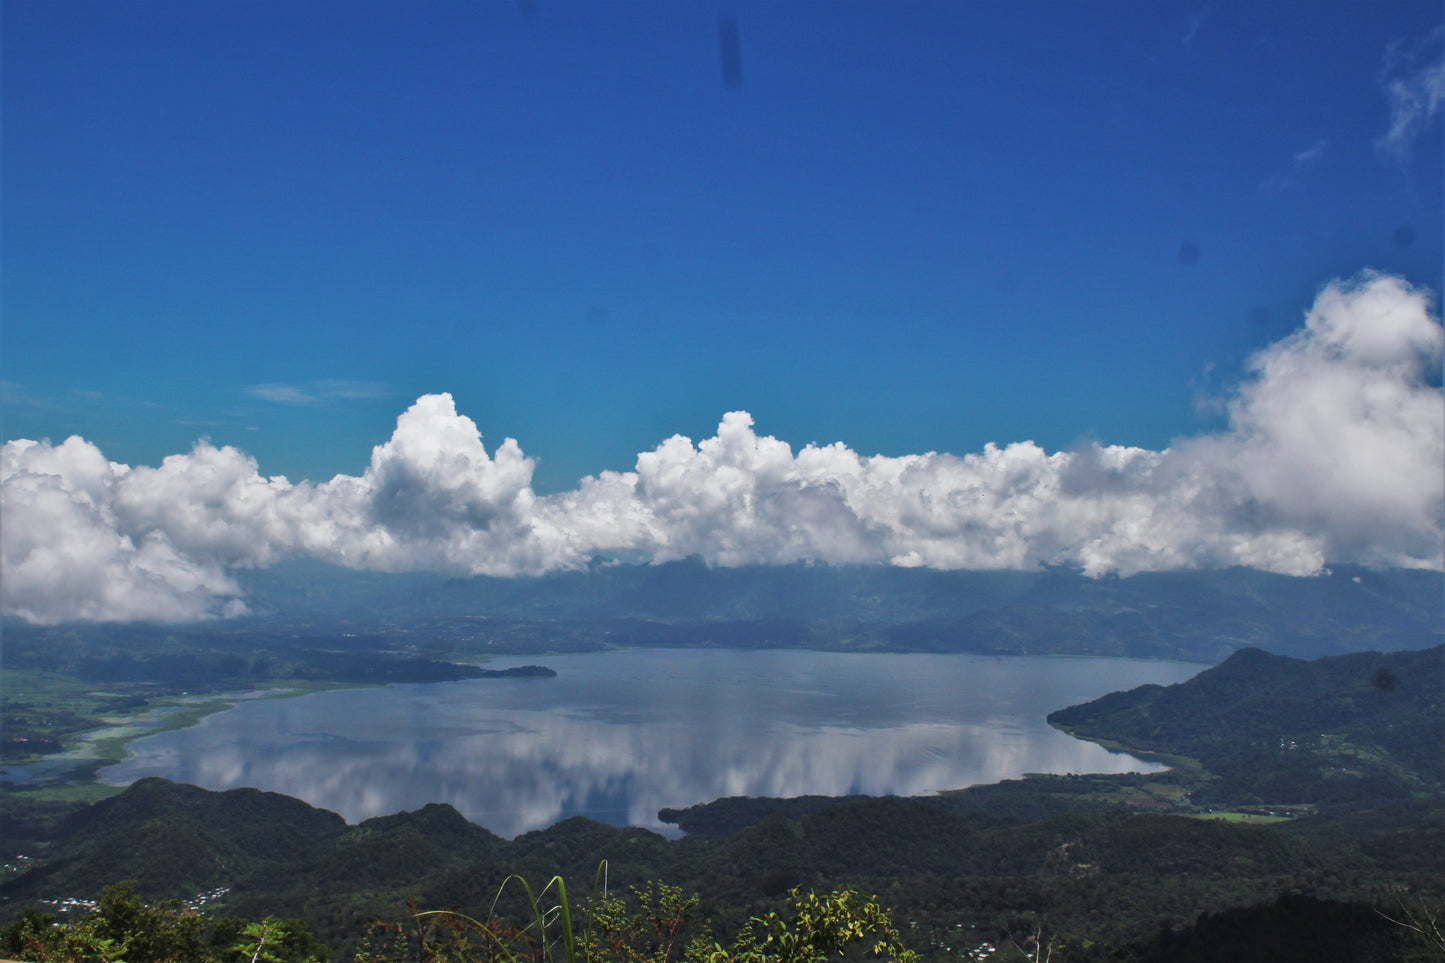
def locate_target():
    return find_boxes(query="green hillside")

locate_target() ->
[4,778,1442,961]
[1047,645,1445,807]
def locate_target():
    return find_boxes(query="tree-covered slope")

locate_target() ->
[1047,645,1445,806]
[5,779,1443,961]
[1076,893,1430,963]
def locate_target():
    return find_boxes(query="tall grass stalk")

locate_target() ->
[370,861,611,963]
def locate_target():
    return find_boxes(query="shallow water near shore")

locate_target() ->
[98,650,1202,837]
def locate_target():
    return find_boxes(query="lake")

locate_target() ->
[98,650,1203,837]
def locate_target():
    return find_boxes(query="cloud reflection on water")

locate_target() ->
[100,652,1201,837]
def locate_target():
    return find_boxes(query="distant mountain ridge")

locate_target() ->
[6,561,1437,667]
[236,557,1441,626]
[226,559,1442,662]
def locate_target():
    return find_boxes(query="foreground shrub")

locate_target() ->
[356,866,916,963]
[0,880,327,963]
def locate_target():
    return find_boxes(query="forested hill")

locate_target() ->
[1048,644,1444,806]
[5,777,1443,962]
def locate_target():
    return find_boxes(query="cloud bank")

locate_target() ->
[4,272,1442,623]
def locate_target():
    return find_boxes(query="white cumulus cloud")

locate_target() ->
[3,271,1441,623]
[0,437,246,623]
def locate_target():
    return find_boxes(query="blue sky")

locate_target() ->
[3,2,1445,623]
[5,0,1440,491]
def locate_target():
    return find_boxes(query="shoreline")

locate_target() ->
[0,681,367,792]
[2,649,1206,806]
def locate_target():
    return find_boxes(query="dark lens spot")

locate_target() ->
[718,14,743,88]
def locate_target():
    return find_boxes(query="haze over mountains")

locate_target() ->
[231,558,1440,662]
[2,559,1436,678]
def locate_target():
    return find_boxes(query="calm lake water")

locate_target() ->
[98,650,1202,837]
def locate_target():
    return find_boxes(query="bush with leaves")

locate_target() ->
[356,865,916,963]
[693,887,917,963]
[0,881,327,963]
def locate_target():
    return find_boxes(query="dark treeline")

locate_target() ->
[2,778,1442,962]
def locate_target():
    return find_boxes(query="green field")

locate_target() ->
[1,671,357,783]
[1191,810,1298,824]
